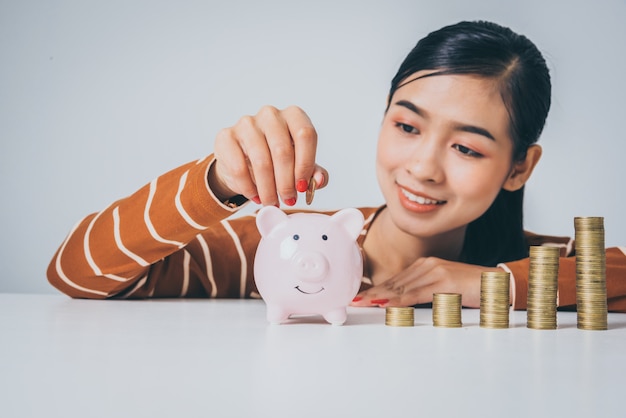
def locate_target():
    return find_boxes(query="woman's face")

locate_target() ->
[376,72,516,239]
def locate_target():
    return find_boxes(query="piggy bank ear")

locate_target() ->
[330,208,364,241]
[256,206,289,237]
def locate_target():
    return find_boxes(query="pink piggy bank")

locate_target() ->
[254,206,364,325]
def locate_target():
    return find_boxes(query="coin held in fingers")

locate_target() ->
[305,177,316,205]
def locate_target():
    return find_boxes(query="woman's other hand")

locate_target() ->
[352,257,505,308]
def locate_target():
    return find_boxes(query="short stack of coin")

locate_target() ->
[479,271,510,329]
[527,246,560,330]
[385,307,414,327]
[432,293,462,328]
[574,217,608,330]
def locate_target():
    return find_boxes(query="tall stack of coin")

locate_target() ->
[432,293,462,327]
[479,271,510,329]
[385,307,414,327]
[574,217,608,330]
[527,246,560,330]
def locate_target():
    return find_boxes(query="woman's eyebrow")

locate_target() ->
[456,124,496,141]
[393,99,496,141]
[395,99,425,117]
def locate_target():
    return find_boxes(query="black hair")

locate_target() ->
[388,21,551,266]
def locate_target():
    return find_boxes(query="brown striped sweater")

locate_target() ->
[47,155,626,312]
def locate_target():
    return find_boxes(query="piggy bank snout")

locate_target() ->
[291,251,329,282]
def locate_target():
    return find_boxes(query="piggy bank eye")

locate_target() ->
[322,234,328,241]
[293,234,300,241]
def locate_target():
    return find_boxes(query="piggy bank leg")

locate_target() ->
[265,305,290,325]
[323,308,347,326]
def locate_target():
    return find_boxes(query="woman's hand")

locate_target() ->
[209,105,328,206]
[351,257,505,308]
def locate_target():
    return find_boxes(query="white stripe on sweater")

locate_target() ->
[175,171,208,230]
[181,249,191,297]
[83,209,127,282]
[112,207,149,267]
[117,274,149,299]
[84,210,104,275]
[195,234,217,297]
[146,179,184,247]
[221,220,247,298]
[56,218,109,297]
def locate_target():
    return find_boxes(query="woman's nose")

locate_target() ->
[405,139,445,183]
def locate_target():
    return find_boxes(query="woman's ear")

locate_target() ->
[503,145,543,192]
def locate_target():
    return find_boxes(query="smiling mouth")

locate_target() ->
[401,188,446,205]
[295,286,325,295]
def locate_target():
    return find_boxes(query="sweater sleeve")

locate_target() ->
[46,155,246,299]
[503,246,626,313]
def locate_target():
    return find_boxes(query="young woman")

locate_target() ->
[47,21,626,311]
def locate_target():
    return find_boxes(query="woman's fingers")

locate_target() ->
[257,106,298,205]
[284,105,318,193]
[213,105,325,206]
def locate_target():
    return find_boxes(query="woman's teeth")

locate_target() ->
[401,188,444,205]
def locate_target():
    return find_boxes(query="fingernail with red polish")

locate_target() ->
[296,179,308,193]
[284,197,297,206]
[370,299,389,305]
[352,296,363,302]
[251,196,261,205]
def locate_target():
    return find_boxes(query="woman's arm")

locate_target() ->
[47,155,244,299]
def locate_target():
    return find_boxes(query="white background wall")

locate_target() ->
[1,0,624,294]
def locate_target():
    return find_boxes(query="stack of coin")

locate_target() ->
[527,246,560,330]
[479,271,510,329]
[432,293,462,328]
[385,307,414,327]
[574,217,608,330]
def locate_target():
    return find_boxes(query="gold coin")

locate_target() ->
[480,271,510,329]
[574,216,608,331]
[385,307,415,327]
[432,293,462,328]
[527,245,559,329]
[305,177,316,205]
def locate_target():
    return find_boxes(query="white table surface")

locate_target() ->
[1,293,624,418]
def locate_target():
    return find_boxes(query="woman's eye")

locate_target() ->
[395,122,419,135]
[453,144,483,158]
